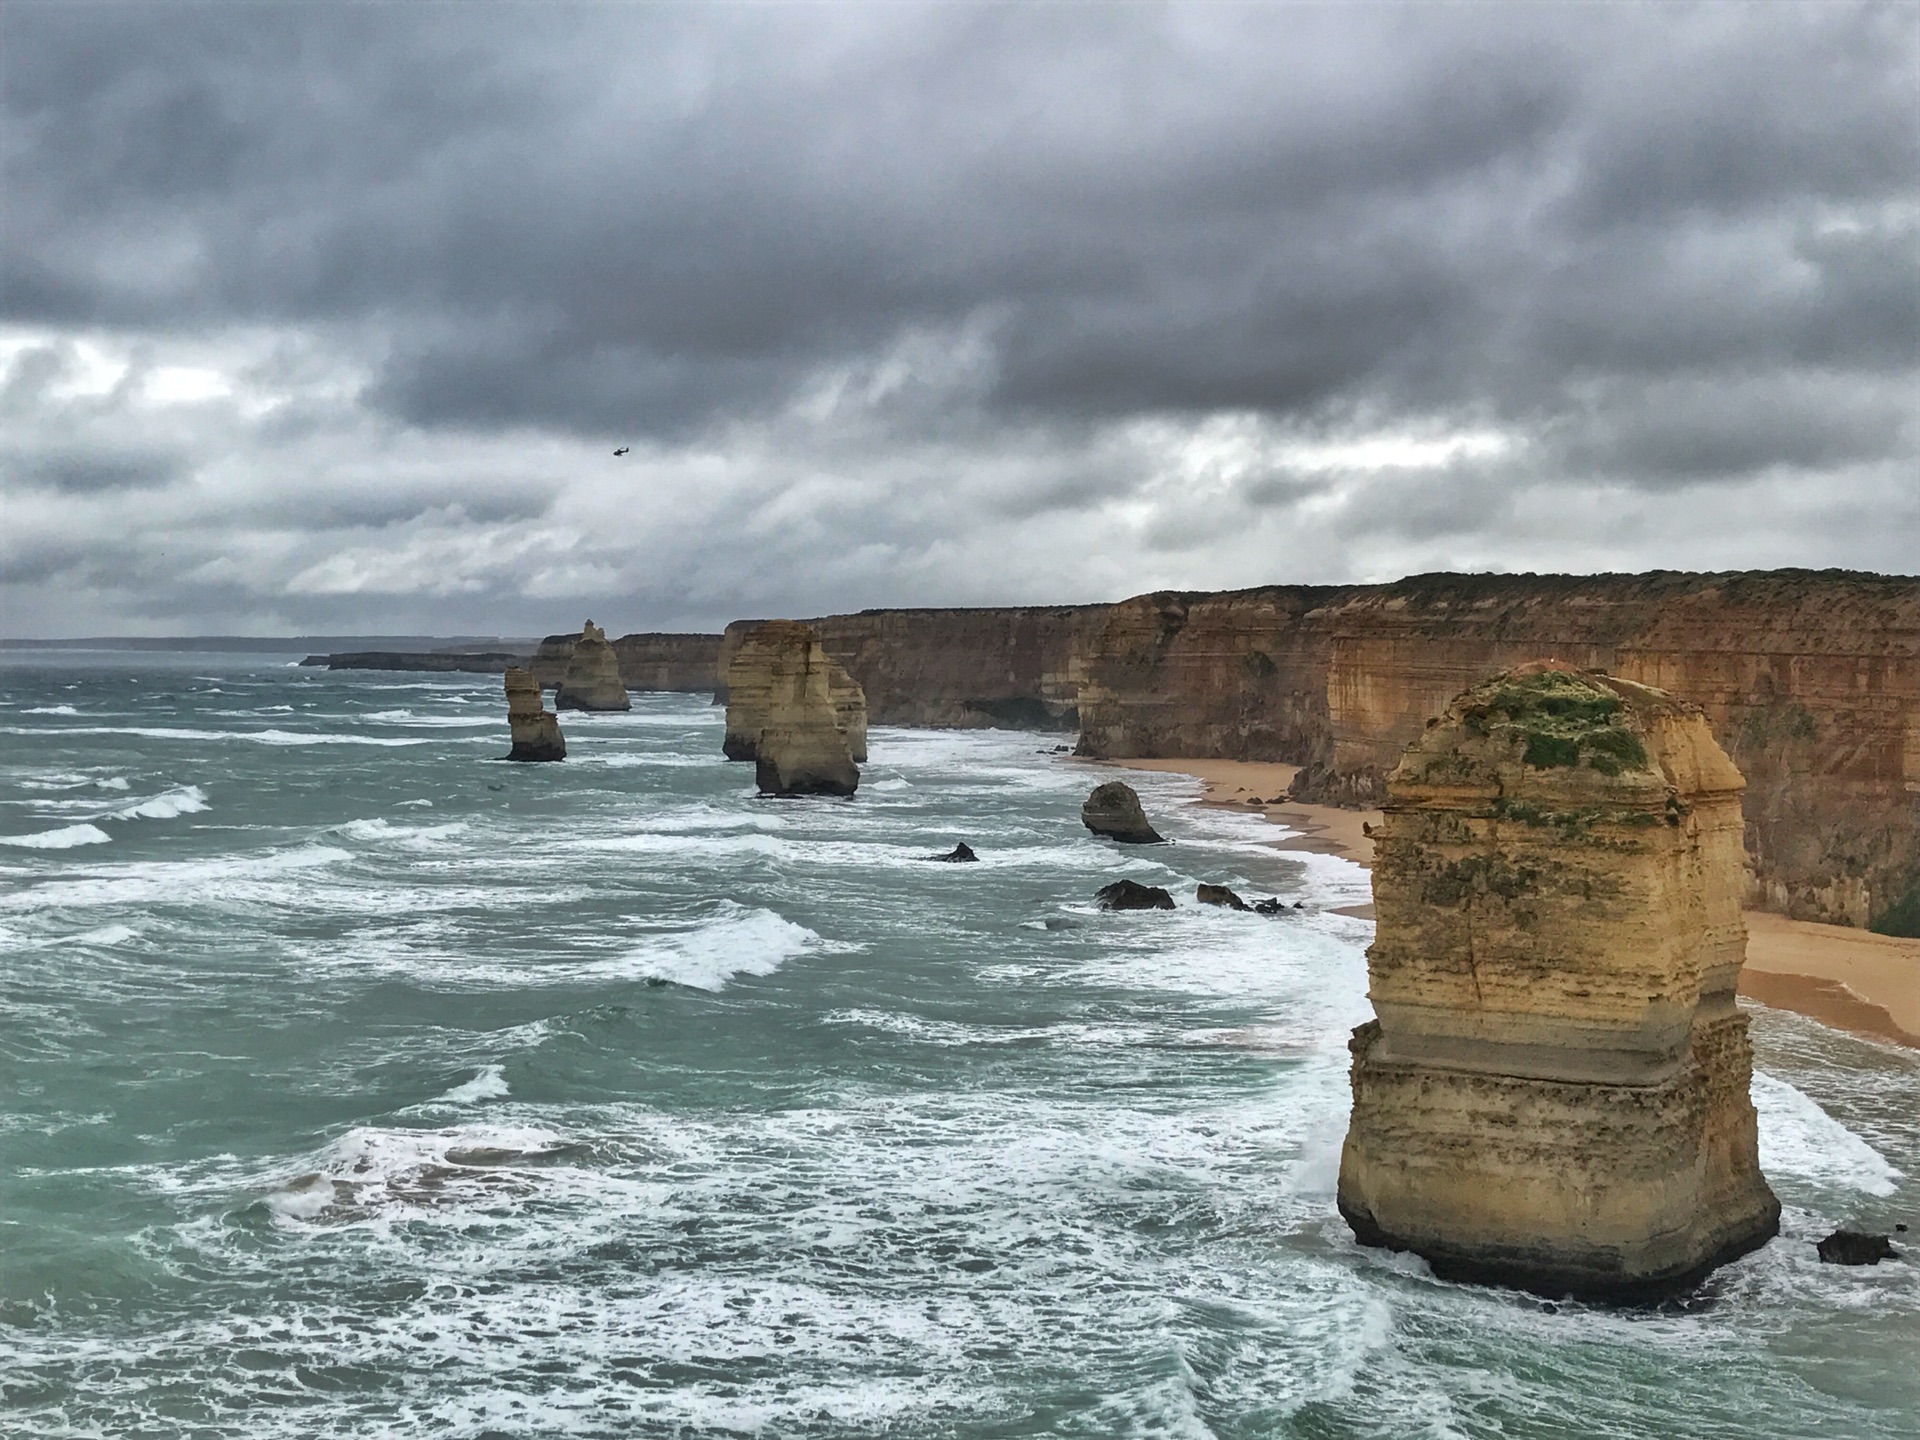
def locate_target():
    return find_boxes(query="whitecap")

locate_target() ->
[1752,1071,1901,1197]
[440,1065,511,1104]
[111,784,210,821]
[74,923,138,946]
[23,704,79,715]
[0,823,112,849]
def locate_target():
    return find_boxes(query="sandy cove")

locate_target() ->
[1096,757,1920,1051]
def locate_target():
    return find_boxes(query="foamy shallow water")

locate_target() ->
[0,653,1915,1438]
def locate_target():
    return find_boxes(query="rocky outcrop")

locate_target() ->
[723,621,861,797]
[503,667,565,761]
[1081,781,1165,844]
[927,843,978,863]
[1816,1230,1897,1264]
[722,622,868,765]
[1337,663,1779,1299]
[553,622,632,712]
[532,631,723,693]
[1196,883,1250,910]
[1096,879,1176,910]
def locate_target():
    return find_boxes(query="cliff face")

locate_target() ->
[1069,572,1920,933]
[531,632,722,693]
[718,607,1107,730]
[1337,665,1778,1298]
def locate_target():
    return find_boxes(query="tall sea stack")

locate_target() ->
[723,620,861,797]
[723,621,867,767]
[554,621,632,712]
[503,667,565,761]
[1338,662,1779,1298]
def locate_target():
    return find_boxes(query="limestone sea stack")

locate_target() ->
[1338,662,1779,1299]
[723,621,867,764]
[1081,781,1164,844]
[553,621,632,712]
[723,620,861,797]
[503,667,565,761]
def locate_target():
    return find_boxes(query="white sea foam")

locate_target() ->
[440,1065,511,1104]
[0,822,113,849]
[23,704,79,715]
[1752,1071,1901,1196]
[111,785,211,821]
[599,905,831,990]
[74,923,138,946]
[0,725,477,748]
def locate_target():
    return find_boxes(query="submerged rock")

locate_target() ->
[927,842,978,863]
[503,667,565,761]
[554,621,632,712]
[1096,879,1175,911]
[1252,897,1304,916]
[1081,781,1165,844]
[724,620,861,797]
[1817,1230,1898,1265]
[1196,883,1250,911]
[1338,662,1780,1300]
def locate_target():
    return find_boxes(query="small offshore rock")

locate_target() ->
[1081,781,1165,844]
[1253,897,1301,916]
[1096,879,1176,911]
[928,842,978,863]
[1196,883,1250,911]
[1816,1230,1898,1265]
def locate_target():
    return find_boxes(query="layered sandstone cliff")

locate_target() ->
[532,631,722,693]
[1338,664,1779,1297]
[552,621,632,712]
[722,621,862,796]
[503,667,565,761]
[719,607,1106,730]
[1067,572,1919,933]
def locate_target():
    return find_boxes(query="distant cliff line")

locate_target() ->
[321,568,1920,934]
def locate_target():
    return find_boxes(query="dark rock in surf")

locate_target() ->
[1096,879,1175,911]
[1816,1230,1898,1265]
[927,842,978,863]
[1253,897,1302,916]
[1196,884,1250,911]
[1081,781,1165,844]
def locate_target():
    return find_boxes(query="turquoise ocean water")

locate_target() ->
[1,653,1915,1438]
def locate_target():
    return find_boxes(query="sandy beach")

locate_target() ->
[1100,756,1920,1050]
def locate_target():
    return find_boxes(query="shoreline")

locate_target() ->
[1095,755,1919,1051]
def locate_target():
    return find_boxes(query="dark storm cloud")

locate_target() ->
[10,447,183,494]
[1,2,1914,634]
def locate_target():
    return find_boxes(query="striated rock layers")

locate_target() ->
[1071,571,1920,933]
[531,631,723,693]
[1338,663,1779,1299]
[717,607,1106,731]
[553,622,632,712]
[503,667,565,761]
[723,622,866,764]
[722,621,861,797]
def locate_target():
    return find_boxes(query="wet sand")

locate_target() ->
[1098,756,1919,1049]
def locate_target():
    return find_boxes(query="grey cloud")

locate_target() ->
[1,2,1914,634]
[7,448,185,494]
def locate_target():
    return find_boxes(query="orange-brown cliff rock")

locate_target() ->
[531,631,722,693]
[1338,664,1779,1298]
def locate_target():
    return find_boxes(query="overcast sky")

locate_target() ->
[3,2,1915,637]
